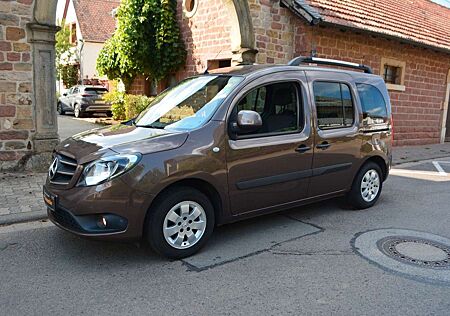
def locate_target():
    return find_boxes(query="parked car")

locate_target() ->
[57,85,111,118]
[44,57,392,259]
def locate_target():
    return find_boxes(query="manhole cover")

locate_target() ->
[378,236,450,269]
[352,229,450,285]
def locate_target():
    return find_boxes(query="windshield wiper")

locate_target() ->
[135,123,166,129]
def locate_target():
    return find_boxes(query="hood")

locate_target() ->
[57,124,188,164]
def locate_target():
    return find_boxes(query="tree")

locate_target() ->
[55,20,79,87]
[96,0,186,89]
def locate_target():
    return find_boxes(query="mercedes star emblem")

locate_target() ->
[49,157,59,180]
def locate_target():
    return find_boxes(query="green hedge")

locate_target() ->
[104,91,154,121]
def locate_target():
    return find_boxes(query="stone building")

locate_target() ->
[1,0,450,171]
[131,0,450,147]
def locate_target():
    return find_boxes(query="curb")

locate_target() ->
[0,210,47,226]
[392,153,450,166]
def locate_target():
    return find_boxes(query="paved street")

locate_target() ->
[1,158,450,315]
[58,114,102,141]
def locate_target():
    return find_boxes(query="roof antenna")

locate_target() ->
[204,50,223,74]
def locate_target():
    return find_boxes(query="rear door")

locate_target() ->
[226,71,314,215]
[307,71,362,197]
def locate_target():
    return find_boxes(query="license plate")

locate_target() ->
[43,187,56,210]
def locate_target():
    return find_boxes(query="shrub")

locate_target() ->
[124,94,154,120]
[105,91,153,121]
[104,90,125,120]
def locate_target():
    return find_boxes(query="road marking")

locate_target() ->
[432,161,448,176]
[390,169,448,177]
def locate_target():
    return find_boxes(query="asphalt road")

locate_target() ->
[1,159,450,315]
[58,114,102,141]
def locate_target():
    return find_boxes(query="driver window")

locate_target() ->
[233,82,301,136]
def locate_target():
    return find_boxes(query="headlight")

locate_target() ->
[77,153,141,187]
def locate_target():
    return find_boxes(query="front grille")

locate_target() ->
[49,153,78,186]
[51,208,83,233]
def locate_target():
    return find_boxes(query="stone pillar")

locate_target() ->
[26,22,59,171]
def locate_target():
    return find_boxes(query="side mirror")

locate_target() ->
[236,110,262,132]
[62,93,67,96]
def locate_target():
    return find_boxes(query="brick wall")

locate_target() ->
[246,2,450,145]
[249,0,295,64]
[128,0,233,94]
[127,75,149,95]
[0,0,34,167]
[128,0,450,146]
[293,24,450,146]
[176,0,232,79]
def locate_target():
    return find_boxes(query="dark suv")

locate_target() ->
[44,57,392,259]
[57,85,111,118]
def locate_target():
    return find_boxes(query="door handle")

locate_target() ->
[316,142,331,150]
[295,144,311,153]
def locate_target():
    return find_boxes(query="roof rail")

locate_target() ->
[288,56,373,74]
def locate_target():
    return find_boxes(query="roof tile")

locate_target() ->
[73,0,120,43]
[305,0,450,52]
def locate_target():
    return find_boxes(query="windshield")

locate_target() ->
[135,75,243,131]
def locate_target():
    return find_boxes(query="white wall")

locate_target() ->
[81,42,105,79]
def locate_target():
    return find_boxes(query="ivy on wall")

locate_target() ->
[96,0,186,88]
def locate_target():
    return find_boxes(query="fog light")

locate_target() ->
[97,216,107,229]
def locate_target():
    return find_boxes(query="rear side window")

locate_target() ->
[84,88,108,94]
[356,83,388,124]
[313,82,354,129]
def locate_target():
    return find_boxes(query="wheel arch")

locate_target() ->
[361,155,389,181]
[143,178,225,233]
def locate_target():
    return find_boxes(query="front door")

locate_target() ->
[226,73,313,215]
[307,74,361,197]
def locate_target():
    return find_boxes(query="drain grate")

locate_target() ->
[377,236,450,269]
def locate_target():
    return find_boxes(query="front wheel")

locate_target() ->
[145,187,215,259]
[57,103,65,115]
[346,162,383,209]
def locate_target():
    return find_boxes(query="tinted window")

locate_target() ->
[235,82,301,136]
[313,82,354,129]
[356,83,388,124]
[84,87,108,94]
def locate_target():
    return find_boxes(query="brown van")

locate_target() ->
[43,57,392,259]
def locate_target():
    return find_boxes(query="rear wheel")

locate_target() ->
[145,187,215,259]
[346,161,383,209]
[57,103,65,115]
[74,104,85,118]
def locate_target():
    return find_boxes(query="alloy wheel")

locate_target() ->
[360,169,380,202]
[163,201,207,250]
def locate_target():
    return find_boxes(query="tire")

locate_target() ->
[145,187,215,259]
[57,103,65,115]
[74,104,85,118]
[346,161,383,210]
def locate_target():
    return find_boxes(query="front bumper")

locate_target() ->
[43,180,155,241]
